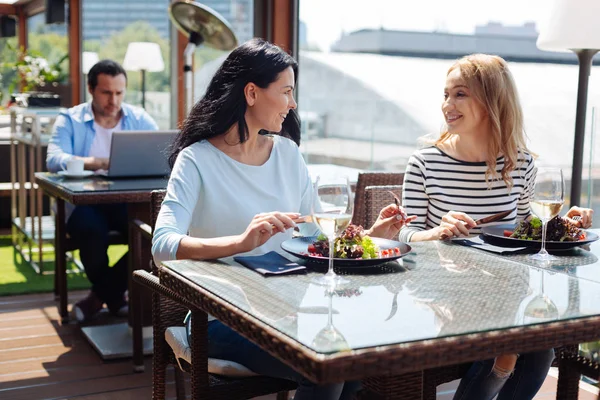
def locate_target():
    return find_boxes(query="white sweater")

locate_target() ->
[152,135,315,265]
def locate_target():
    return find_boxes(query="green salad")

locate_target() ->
[308,224,379,259]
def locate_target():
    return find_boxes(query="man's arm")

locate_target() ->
[46,112,109,172]
[140,110,159,130]
[46,113,75,173]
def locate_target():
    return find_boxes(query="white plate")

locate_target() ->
[57,170,95,179]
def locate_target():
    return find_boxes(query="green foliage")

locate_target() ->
[94,21,170,92]
[0,37,18,103]
[0,34,68,102]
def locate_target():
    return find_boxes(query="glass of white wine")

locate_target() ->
[529,167,564,262]
[312,175,353,286]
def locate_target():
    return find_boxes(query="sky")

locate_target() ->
[300,0,550,51]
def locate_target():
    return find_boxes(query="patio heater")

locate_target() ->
[536,0,600,207]
[168,0,238,116]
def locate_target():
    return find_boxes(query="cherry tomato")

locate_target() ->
[503,230,513,237]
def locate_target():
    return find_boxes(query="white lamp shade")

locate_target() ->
[122,42,165,72]
[82,51,99,74]
[537,0,600,52]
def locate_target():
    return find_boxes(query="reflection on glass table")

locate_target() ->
[311,284,354,353]
[523,271,559,324]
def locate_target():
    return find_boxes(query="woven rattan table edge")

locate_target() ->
[159,264,600,384]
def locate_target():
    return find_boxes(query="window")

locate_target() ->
[298,0,600,213]
[82,0,171,129]
[192,0,253,102]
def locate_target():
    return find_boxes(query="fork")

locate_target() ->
[388,191,407,220]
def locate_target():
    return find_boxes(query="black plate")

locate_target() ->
[281,236,412,267]
[481,224,598,250]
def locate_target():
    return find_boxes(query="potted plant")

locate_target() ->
[1,44,69,107]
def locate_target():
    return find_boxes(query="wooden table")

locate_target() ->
[35,172,167,362]
[158,240,600,399]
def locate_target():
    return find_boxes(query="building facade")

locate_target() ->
[82,0,252,43]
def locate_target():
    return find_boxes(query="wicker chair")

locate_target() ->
[352,172,404,229]
[556,345,599,398]
[364,185,403,228]
[131,189,295,400]
[364,184,470,399]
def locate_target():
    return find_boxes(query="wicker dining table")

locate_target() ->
[468,230,600,399]
[35,172,167,359]
[159,240,600,399]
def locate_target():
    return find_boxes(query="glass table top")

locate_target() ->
[475,229,600,283]
[35,172,168,193]
[162,240,600,354]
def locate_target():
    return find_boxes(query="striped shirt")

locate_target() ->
[399,146,536,242]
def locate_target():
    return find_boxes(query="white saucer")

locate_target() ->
[58,170,95,179]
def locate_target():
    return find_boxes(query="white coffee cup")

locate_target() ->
[62,158,85,175]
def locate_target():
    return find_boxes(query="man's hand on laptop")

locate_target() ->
[82,157,109,171]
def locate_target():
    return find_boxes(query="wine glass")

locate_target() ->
[523,271,558,324]
[312,175,353,286]
[311,285,350,352]
[529,167,564,262]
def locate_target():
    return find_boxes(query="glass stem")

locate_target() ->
[327,291,333,328]
[540,219,549,255]
[326,236,335,277]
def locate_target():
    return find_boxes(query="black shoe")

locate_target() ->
[73,291,104,323]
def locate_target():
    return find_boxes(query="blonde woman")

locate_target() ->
[372,54,592,399]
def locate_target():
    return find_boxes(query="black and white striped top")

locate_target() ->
[399,146,536,242]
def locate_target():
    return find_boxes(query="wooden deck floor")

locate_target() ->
[0,291,598,400]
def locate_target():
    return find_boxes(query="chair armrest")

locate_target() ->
[131,218,153,241]
[133,270,196,310]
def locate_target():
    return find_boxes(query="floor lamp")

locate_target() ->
[536,0,600,207]
[168,0,238,116]
[123,42,165,109]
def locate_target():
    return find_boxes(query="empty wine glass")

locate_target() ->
[523,271,558,324]
[311,285,349,352]
[312,175,353,286]
[529,167,564,262]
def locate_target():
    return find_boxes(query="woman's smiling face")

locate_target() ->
[442,67,489,136]
[247,66,297,133]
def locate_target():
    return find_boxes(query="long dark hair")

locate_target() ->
[168,38,300,168]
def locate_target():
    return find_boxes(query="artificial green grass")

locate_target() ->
[0,236,128,296]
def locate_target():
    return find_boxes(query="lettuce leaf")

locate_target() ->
[361,236,379,259]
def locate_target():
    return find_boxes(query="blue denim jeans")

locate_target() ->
[192,319,360,400]
[453,349,555,400]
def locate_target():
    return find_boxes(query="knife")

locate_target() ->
[473,210,512,226]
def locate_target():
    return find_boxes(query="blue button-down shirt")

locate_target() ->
[46,102,159,172]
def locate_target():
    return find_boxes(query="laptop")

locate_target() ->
[103,130,179,178]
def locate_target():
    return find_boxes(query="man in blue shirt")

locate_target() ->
[47,59,158,322]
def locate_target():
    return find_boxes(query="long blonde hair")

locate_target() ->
[436,54,531,187]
